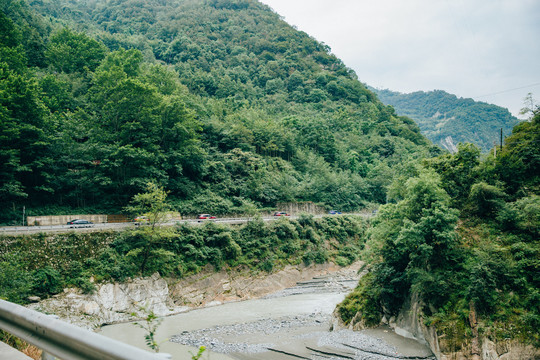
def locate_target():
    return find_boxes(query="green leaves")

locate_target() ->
[0,29,51,205]
[46,28,107,73]
[126,182,171,227]
[132,306,164,353]
[495,112,540,195]
[362,170,460,314]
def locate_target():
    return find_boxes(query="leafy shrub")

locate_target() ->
[95,248,135,281]
[73,277,96,294]
[337,273,382,326]
[177,190,235,215]
[272,220,299,241]
[225,240,242,260]
[0,254,31,303]
[259,257,274,272]
[140,249,179,276]
[302,226,320,243]
[334,256,350,267]
[206,248,224,270]
[512,195,540,236]
[279,238,301,255]
[465,182,506,219]
[337,245,359,265]
[312,248,328,264]
[297,213,315,227]
[31,266,62,297]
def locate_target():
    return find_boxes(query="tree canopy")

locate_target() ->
[0,0,439,223]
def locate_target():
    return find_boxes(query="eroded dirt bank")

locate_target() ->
[28,262,364,329]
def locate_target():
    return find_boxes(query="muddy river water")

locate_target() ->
[99,272,435,360]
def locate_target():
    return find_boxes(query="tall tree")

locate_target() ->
[46,28,107,73]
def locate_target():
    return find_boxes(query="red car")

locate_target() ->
[197,214,216,221]
[273,212,290,216]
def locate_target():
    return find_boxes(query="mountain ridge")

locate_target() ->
[371,87,520,152]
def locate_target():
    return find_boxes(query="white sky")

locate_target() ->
[259,0,540,117]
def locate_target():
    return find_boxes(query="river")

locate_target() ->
[99,272,434,360]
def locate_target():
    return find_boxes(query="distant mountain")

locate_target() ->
[371,88,520,152]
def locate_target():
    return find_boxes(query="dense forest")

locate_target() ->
[373,88,520,153]
[0,0,439,225]
[338,110,540,352]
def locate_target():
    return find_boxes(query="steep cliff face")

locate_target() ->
[334,291,540,360]
[391,292,440,358]
[389,294,539,360]
[28,273,179,330]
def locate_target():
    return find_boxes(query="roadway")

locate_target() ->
[0,213,373,236]
[0,216,303,235]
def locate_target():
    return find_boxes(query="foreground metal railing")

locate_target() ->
[0,300,171,360]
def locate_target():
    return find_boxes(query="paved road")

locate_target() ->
[0,214,373,235]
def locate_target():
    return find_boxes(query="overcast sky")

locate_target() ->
[259,0,540,117]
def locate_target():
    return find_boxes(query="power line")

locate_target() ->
[474,82,540,99]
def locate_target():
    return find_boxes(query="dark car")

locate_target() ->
[67,219,94,228]
[273,212,290,216]
[329,210,342,215]
[197,214,216,222]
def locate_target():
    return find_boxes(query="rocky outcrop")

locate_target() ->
[335,291,539,360]
[169,262,358,306]
[439,338,540,360]
[28,273,181,329]
[390,292,440,357]
[390,294,539,360]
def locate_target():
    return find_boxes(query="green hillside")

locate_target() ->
[0,0,438,224]
[372,88,520,152]
[338,111,540,352]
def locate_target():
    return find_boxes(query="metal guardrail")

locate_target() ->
[0,300,171,360]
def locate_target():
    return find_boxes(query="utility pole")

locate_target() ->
[500,128,503,151]
[22,206,25,226]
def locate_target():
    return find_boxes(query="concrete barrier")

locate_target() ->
[0,341,33,360]
[27,215,107,226]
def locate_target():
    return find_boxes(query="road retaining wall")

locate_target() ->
[27,215,108,226]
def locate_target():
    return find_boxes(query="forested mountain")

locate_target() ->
[0,0,439,224]
[372,88,520,152]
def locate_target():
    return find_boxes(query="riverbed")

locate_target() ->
[99,270,435,360]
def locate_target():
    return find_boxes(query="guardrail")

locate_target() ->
[0,300,171,360]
